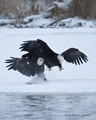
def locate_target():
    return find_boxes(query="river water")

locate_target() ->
[0,93,96,120]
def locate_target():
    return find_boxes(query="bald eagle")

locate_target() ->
[20,39,88,71]
[6,57,46,81]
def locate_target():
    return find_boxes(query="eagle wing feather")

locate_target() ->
[5,57,36,76]
[61,48,88,65]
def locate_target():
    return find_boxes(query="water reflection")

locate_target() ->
[0,93,96,120]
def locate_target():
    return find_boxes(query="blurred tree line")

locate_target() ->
[0,0,54,19]
[0,0,96,20]
[69,0,96,19]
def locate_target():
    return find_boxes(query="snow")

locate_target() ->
[0,17,96,28]
[0,28,96,93]
[0,19,15,24]
[53,17,96,28]
[53,0,72,11]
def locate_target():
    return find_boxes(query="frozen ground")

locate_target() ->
[0,28,96,93]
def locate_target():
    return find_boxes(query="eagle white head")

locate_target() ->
[37,58,44,66]
[57,54,64,64]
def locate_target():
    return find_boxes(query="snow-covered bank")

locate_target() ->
[0,28,96,93]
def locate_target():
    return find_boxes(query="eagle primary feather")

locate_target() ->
[61,48,88,65]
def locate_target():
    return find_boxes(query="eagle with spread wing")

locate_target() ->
[20,39,88,71]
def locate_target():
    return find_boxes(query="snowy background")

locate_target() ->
[0,28,96,93]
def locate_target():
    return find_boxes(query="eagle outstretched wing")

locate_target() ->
[61,48,88,65]
[20,40,41,52]
[5,57,36,76]
[20,39,55,54]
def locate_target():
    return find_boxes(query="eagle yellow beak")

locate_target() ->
[41,58,44,61]
[59,61,61,64]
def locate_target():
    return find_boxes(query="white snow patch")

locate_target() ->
[54,17,96,28]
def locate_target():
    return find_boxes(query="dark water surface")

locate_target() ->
[0,93,96,120]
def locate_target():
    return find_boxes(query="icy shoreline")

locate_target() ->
[0,79,96,93]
